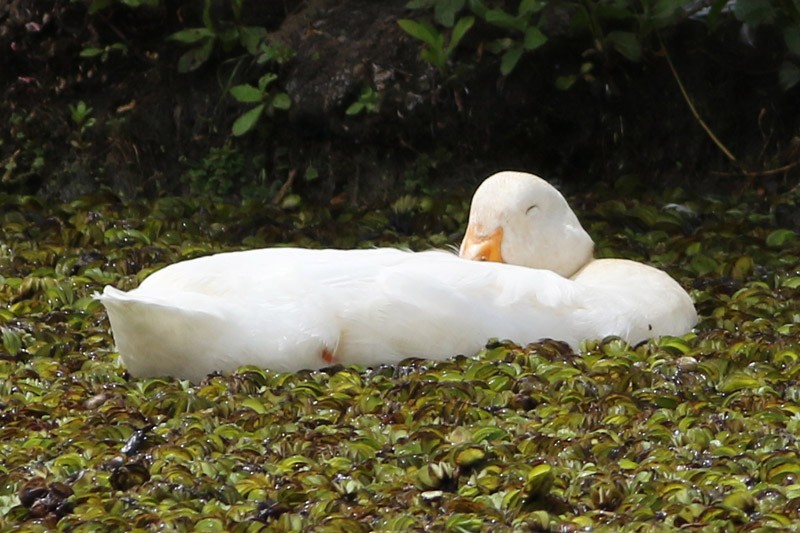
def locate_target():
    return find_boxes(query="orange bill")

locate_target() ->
[459,226,504,263]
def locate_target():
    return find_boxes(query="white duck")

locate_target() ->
[98,171,696,382]
[460,170,697,342]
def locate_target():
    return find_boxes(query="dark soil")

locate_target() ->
[1,0,799,204]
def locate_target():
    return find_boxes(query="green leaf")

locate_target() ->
[707,0,730,27]
[281,194,302,209]
[606,31,642,62]
[523,26,547,50]
[104,228,150,245]
[218,27,240,50]
[785,27,800,56]
[304,165,319,181]
[730,256,753,280]
[467,0,488,18]
[232,104,265,136]
[447,16,475,55]
[500,46,524,76]
[519,0,544,16]
[594,4,636,21]
[194,518,225,533]
[689,254,719,276]
[231,0,243,20]
[718,373,762,393]
[650,0,682,25]
[445,514,483,531]
[525,463,554,497]
[766,228,796,247]
[782,276,800,288]
[229,84,263,103]
[2,328,22,357]
[241,398,267,414]
[88,0,112,14]
[398,19,440,49]
[435,0,465,27]
[271,93,291,110]
[421,47,446,71]
[257,73,278,91]
[485,9,524,32]
[455,447,486,466]
[346,102,365,115]
[734,0,777,26]
[239,26,268,55]
[472,426,509,442]
[555,74,577,90]
[80,48,105,58]
[177,39,214,73]
[169,28,216,45]
[779,62,800,91]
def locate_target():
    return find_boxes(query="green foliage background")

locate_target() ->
[1,0,799,201]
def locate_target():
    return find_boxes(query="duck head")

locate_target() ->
[459,171,595,278]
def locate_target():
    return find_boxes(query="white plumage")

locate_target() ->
[98,171,697,382]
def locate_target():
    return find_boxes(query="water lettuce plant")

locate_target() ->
[1,179,799,530]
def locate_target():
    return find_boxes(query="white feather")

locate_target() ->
[97,172,697,382]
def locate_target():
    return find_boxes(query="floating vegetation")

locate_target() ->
[1,182,799,530]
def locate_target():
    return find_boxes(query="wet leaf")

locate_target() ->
[232,104,265,136]
[766,229,796,247]
[524,463,554,498]
[455,447,486,467]
[1,327,22,356]
[718,372,762,393]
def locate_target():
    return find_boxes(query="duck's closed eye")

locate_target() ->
[526,204,539,215]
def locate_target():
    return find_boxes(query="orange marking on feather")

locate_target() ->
[321,348,335,364]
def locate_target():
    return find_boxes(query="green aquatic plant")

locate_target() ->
[1,181,800,529]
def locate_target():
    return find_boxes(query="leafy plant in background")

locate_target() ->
[168,0,268,72]
[82,0,273,73]
[400,0,684,78]
[400,0,800,93]
[86,0,160,13]
[229,74,291,136]
[406,0,486,27]
[68,101,96,150]
[483,0,549,75]
[254,40,295,66]
[1,113,46,188]
[398,16,475,73]
[180,143,245,196]
[727,0,800,90]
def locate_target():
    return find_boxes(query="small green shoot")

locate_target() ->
[229,74,291,136]
[346,86,381,115]
[80,43,128,61]
[68,101,96,150]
